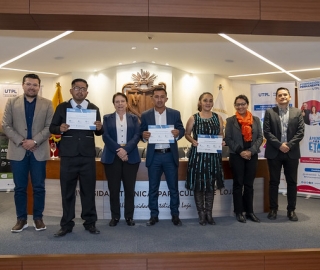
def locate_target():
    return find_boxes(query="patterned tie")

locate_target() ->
[76,104,82,109]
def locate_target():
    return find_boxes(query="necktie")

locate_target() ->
[76,104,82,109]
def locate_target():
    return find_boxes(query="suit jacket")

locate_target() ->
[101,112,140,164]
[49,99,103,157]
[225,115,263,155]
[263,106,304,159]
[140,107,185,167]
[2,95,54,161]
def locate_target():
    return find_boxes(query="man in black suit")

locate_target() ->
[263,87,304,221]
[50,78,104,236]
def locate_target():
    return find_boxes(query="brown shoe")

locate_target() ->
[11,220,28,233]
[33,219,47,231]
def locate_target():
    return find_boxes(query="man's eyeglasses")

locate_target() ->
[72,86,87,92]
[235,103,247,107]
[24,82,39,87]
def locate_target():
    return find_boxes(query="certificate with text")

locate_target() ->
[197,135,222,153]
[66,108,97,130]
[148,125,174,144]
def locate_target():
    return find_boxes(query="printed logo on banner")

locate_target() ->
[2,88,19,97]
[309,136,320,153]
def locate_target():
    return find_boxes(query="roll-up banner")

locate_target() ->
[297,78,320,197]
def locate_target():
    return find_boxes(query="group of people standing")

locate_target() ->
[2,73,304,237]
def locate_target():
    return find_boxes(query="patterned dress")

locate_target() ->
[185,112,224,191]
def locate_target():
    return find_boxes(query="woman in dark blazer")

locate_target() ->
[225,94,263,223]
[101,92,140,226]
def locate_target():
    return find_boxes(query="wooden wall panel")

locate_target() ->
[0,0,29,13]
[30,0,148,16]
[0,14,39,30]
[261,0,320,22]
[30,14,148,31]
[149,0,260,19]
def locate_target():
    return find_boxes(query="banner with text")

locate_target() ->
[297,78,320,196]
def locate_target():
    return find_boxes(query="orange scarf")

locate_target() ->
[235,110,253,142]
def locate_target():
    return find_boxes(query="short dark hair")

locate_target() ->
[71,78,88,88]
[22,74,41,85]
[112,92,128,103]
[152,86,167,96]
[234,94,249,105]
[276,87,290,96]
[197,92,213,111]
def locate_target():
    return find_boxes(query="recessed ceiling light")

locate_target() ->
[154,47,158,50]
[119,63,122,65]
[166,63,169,66]
[132,47,136,50]
[152,61,155,64]
[133,61,136,63]
[0,31,73,68]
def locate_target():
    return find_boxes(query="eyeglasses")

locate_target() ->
[72,86,87,92]
[235,103,247,107]
[24,82,39,87]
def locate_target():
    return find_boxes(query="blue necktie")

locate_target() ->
[76,104,82,109]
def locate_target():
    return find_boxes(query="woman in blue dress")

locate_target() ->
[185,92,224,225]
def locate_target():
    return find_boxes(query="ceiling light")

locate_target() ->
[119,63,122,65]
[133,61,136,63]
[0,31,73,68]
[219,33,301,81]
[0,67,59,75]
[166,63,169,66]
[152,61,155,64]
[154,47,158,50]
[131,47,136,50]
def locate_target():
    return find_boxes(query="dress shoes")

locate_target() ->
[126,218,135,226]
[109,218,119,227]
[146,217,159,226]
[245,213,260,223]
[236,213,246,223]
[54,228,72,237]
[287,211,298,221]
[267,209,277,220]
[172,215,182,226]
[85,225,100,234]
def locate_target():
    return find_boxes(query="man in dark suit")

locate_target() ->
[263,87,304,221]
[140,87,185,226]
[49,78,103,236]
[2,73,53,233]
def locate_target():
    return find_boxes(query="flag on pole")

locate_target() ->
[52,82,63,110]
[49,83,64,154]
[212,84,228,126]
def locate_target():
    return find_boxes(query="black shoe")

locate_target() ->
[85,225,100,234]
[146,217,159,226]
[126,218,135,226]
[287,211,298,221]
[172,215,182,226]
[267,209,277,220]
[246,213,260,223]
[109,218,119,227]
[236,213,246,223]
[54,228,72,237]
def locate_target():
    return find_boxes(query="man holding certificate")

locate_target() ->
[49,78,103,237]
[140,87,185,226]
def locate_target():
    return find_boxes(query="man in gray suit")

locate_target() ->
[2,74,54,232]
[263,87,304,221]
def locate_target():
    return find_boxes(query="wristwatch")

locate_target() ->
[33,140,38,146]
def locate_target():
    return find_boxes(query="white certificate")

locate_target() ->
[197,135,222,153]
[66,108,97,130]
[148,125,174,144]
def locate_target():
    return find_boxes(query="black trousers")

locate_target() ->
[267,152,299,211]
[60,156,97,229]
[229,153,258,214]
[104,156,139,219]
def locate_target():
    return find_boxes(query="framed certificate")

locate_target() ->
[148,125,174,144]
[197,135,222,153]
